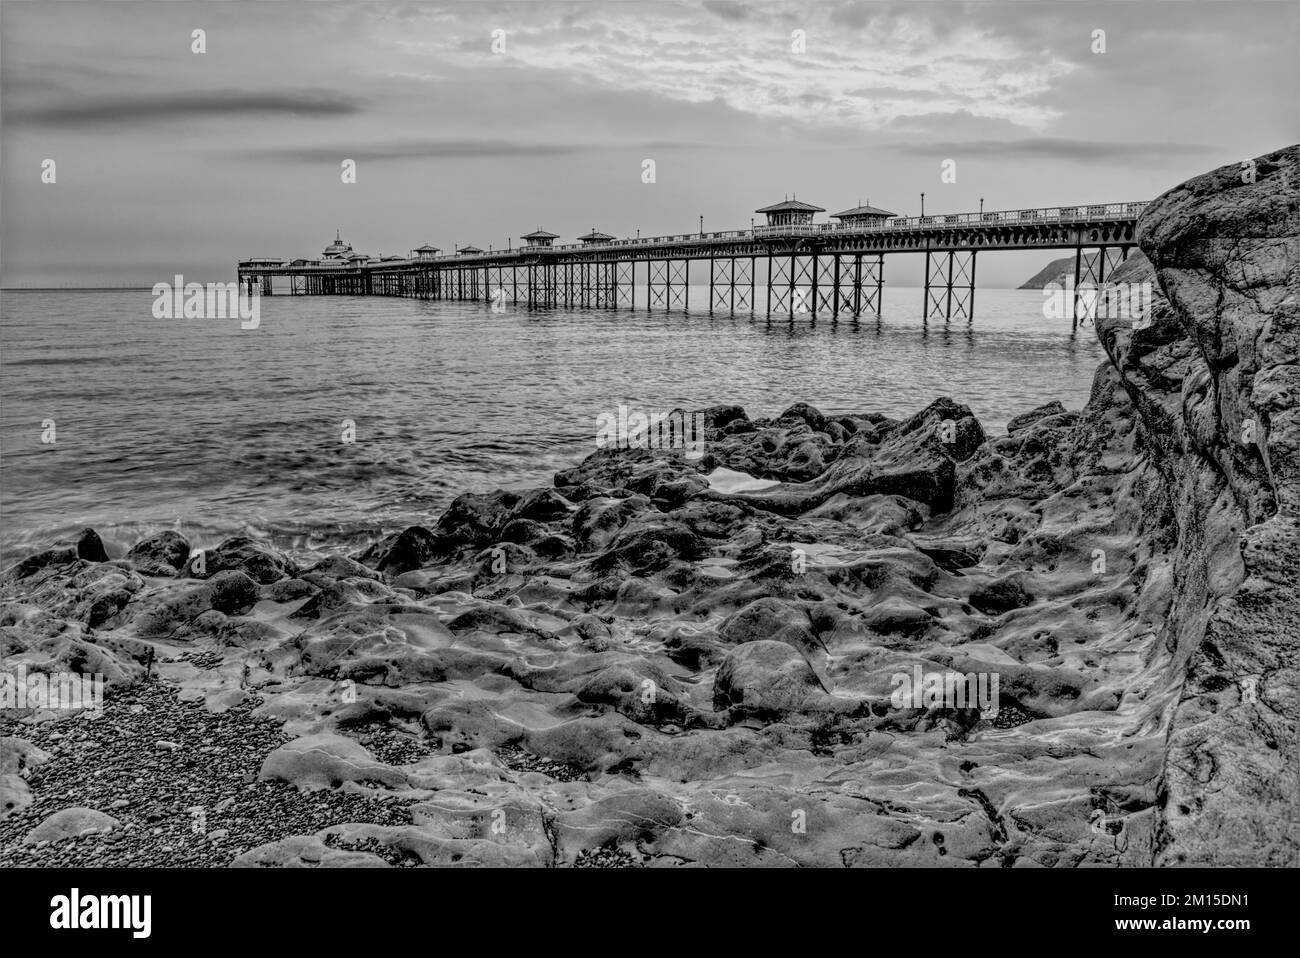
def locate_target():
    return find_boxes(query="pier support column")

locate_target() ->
[616,261,635,309]
[876,255,884,318]
[923,249,948,323]
[1072,246,1126,329]
[853,255,863,317]
[787,253,797,318]
[810,253,819,317]
[949,251,975,322]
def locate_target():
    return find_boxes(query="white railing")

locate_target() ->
[243,201,1148,270]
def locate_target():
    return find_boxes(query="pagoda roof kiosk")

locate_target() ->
[754,198,825,228]
[521,229,560,248]
[831,202,897,227]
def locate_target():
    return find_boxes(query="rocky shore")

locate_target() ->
[2,147,1295,867]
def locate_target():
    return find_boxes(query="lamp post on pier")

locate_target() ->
[920,192,925,217]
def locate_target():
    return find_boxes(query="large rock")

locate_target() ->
[706,397,984,515]
[184,536,295,583]
[1121,144,1300,866]
[258,733,407,791]
[712,640,832,714]
[22,807,119,844]
[126,530,191,576]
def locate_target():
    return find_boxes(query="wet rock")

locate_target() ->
[304,554,384,582]
[358,525,442,575]
[1007,402,1068,435]
[22,807,120,844]
[777,402,830,434]
[258,733,407,791]
[2,546,77,581]
[700,404,748,430]
[185,536,295,584]
[433,490,521,550]
[126,530,191,576]
[718,598,819,654]
[969,574,1035,615]
[75,529,109,563]
[207,570,261,615]
[713,640,831,714]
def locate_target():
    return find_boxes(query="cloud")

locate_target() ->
[895,137,1214,162]
[414,4,1077,132]
[229,138,697,163]
[234,138,583,162]
[701,1,751,22]
[9,90,362,126]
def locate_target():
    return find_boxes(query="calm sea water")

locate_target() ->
[0,287,1105,565]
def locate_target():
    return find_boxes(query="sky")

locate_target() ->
[2,0,1297,288]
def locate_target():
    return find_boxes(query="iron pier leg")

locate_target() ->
[765,255,772,316]
[788,253,796,319]
[832,254,841,317]
[1073,246,1083,331]
[876,254,884,318]
[945,251,955,322]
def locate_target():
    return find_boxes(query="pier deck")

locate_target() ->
[238,202,1147,326]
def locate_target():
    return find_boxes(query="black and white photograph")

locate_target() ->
[1,0,1296,935]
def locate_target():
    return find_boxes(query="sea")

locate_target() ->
[0,287,1106,566]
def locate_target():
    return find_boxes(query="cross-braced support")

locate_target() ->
[734,257,754,312]
[842,253,885,318]
[647,260,668,308]
[710,259,732,313]
[1072,246,1127,329]
[924,250,976,322]
[817,254,837,316]
[616,262,635,308]
[649,260,687,309]
[770,254,814,316]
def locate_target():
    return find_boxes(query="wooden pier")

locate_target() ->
[238,201,1147,328]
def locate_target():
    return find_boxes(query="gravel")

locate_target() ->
[0,680,417,867]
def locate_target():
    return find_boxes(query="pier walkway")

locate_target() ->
[238,201,1147,326]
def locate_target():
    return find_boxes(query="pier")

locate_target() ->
[238,201,1147,327]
